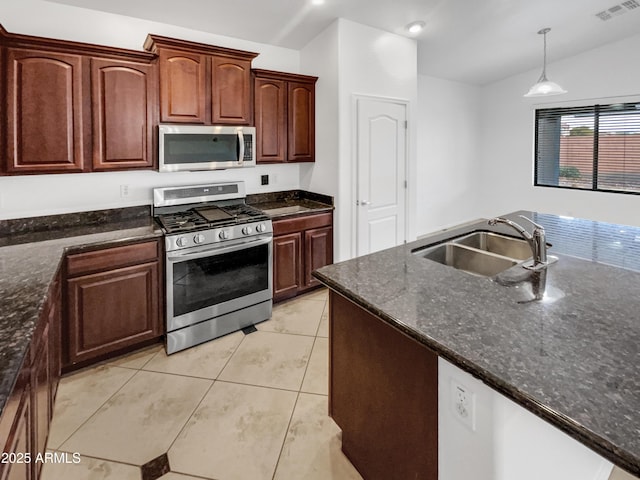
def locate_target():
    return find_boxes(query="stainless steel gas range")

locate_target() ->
[153,181,272,354]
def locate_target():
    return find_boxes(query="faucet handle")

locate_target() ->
[518,215,544,231]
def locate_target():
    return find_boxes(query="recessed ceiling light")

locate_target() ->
[312,0,325,5]
[406,21,425,34]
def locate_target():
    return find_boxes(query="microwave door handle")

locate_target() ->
[238,130,245,164]
[167,235,271,262]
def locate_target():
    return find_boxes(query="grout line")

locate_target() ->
[49,448,143,469]
[164,379,217,456]
[271,391,301,480]
[51,366,140,451]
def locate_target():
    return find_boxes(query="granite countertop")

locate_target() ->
[0,207,162,419]
[313,210,640,476]
[247,189,333,220]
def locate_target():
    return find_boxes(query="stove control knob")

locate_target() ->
[242,226,253,235]
[193,234,206,244]
[175,236,188,247]
[256,223,266,233]
[219,230,229,240]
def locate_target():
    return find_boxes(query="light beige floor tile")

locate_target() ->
[40,454,141,480]
[143,331,243,379]
[610,467,640,480]
[47,365,137,449]
[301,338,328,395]
[258,299,324,336]
[317,302,329,337]
[106,344,163,369]
[159,473,202,480]
[60,370,212,466]
[301,287,329,302]
[169,382,297,480]
[218,331,314,390]
[274,393,363,480]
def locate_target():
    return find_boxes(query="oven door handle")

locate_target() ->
[167,235,272,262]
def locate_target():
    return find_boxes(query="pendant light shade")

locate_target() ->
[524,28,567,97]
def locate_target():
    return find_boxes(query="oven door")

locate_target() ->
[166,235,272,332]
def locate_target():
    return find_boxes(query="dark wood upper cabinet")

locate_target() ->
[144,34,257,126]
[288,81,315,162]
[157,48,206,123]
[211,56,252,124]
[6,48,86,174]
[253,69,317,163]
[0,24,157,176]
[91,57,156,170]
[254,77,287,162]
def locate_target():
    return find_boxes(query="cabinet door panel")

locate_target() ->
[31,324,50,480]
[273,233,302,302]
[0,385,31,480]
[91,58,155,170]
[67,262,160,364]
[254,77,286,163]
[212,57,251,125]
[159,49,206,123]
[304,226,333,289]
[6,49,85,173]
[288,81,315,162]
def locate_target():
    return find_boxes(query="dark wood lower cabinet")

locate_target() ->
[272,212,333,302]
[0,273,60,480]
[273,232,303,300]
[329,291,438,480]
[304,226,332,289]
[64,240,162,369]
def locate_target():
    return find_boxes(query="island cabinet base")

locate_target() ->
[329,291,438,480]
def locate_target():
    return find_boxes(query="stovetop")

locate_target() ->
[155,202,269,234]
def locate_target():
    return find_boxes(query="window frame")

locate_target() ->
[533,99,640,196]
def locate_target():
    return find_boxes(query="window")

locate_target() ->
[534,102,640,194]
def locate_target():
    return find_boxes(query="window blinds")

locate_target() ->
[535,102,640,194]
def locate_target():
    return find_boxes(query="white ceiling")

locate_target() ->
[49,0,640,85]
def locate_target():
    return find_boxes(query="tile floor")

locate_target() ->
[41,288,363,480]
[38,286,635,480]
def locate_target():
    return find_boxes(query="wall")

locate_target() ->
[439,358,613,480]
[416,75,481,236]
[300,19,417,261]
[0,0,303,220]
[477,32,640,227]
[299,21,340,219]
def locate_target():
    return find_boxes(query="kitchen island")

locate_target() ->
[313,211,640,479]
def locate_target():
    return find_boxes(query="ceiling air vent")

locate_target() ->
[596,0,640,20]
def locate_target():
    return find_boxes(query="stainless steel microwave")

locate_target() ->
[158,124,256,172]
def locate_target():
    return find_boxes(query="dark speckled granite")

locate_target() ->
[313,210,640,476]
[246,190,333,219]
[0,207,162,419]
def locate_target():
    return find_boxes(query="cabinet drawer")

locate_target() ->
[66,240,159,277]
[273,212,332,236]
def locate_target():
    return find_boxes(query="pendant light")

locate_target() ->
[524,28,567,97]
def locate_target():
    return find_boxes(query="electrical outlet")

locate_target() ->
[451,379,476,431]
[261,174,269,185]
[120,185,129,198]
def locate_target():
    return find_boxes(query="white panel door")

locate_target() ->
[356,97,407,256]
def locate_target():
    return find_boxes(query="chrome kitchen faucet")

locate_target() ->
[488,215,550,269]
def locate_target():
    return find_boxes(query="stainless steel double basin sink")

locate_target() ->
[413,231,532,277]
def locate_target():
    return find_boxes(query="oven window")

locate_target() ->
[164,133,238,164]
[172,243,269,317]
